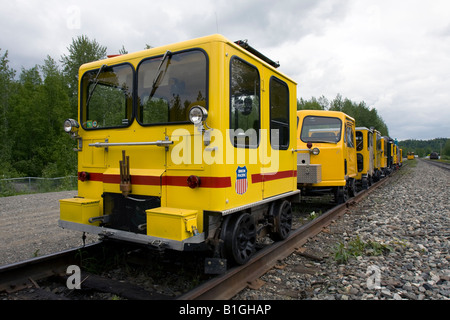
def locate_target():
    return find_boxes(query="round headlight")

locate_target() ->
[63,118,79,133]
[189,106,208,125]
[312,148,320,155]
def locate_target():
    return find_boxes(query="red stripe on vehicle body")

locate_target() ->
[79,172,232,188]
[251,170,297,183]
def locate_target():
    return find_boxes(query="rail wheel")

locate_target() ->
[335,186,348,204]
[361,176,369,190]
[348,178,356,197]
[221,212,256,265]
[270,200,292,241]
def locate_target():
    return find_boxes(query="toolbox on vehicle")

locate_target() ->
[59,198,101,225]
[146,207,198,241]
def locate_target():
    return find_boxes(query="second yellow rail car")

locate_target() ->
[296,110,357,203]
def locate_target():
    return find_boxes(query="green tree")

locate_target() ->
[297,97,323,110]
[9,66,46,176]
[442,139,450,158]
[0,49,17,177]
[299,94,389,136]
[60,35,107,106]
[41,56,77,176]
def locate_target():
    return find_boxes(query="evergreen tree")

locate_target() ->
[60,35,107,110]
[0,49,17,177]
[299,94,390,136]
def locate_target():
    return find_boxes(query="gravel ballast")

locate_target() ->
[0,191,97,266]
[234,160,449,300]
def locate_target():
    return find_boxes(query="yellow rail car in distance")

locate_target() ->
[407,152,415,160]
[296,110,357,204]
[59,34,299,272]
[379,136,390,176]
[355,127,375,190]
[372,128,383,182]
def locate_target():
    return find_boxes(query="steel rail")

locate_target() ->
[421,158,450,171]
[0,242,103,293]
[178,175,393,300]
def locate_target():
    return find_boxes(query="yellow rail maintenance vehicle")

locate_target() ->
[372,128,383,182]
[407,152,415,160]
[380,136,390,176]
[296,110,357,204]
[355,127,374,190]
[393,143,398,169]
[59,34,299,272]
[383,136,396,174]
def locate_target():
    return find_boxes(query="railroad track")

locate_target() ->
[421,158,450,171]
[0,171,396,301]
[178,174,393,300]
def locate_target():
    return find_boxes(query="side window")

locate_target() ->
[270,77,289,150]
[346,125,355,148]
[230,57,260,148]
[356,131,363,151]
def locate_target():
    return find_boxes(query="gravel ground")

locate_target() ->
[234,160,450,300]
[1,160,449,301]
[0,191,98,266]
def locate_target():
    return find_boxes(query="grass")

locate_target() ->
[332,236,393,264]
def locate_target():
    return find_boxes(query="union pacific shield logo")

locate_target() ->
[235,166,248,195]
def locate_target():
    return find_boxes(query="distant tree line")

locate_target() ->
[0,35,108,178]
[297,94,389,137]
[399,138,450,159]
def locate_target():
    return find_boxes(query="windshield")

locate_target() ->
[300,116,342,143]
[137,50,208,125]
[81,64,134,129]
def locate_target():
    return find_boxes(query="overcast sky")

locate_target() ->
[1,0,449,141]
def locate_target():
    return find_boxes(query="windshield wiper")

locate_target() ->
[149,50,172,98]
[305,139,338,144]
[86,64,108,107]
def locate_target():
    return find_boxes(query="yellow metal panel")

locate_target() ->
[146,207,198,241]
[60,198,100,225]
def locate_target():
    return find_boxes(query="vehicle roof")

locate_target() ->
[297,110,355,122]
[79,34,297,84]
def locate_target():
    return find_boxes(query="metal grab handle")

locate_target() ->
[89,140,174,147]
